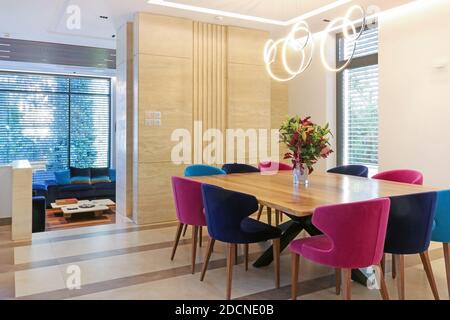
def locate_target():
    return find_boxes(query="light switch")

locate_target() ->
[144,111,162,127]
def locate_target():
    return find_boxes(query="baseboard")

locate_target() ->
[0,218,12,226]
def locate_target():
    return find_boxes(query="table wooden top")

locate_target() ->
[187,171,438,217]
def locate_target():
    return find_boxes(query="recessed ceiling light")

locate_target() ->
[0,55,10,59]
[146,0,352,26]
[215,16,224,21]
[0,49,10,53]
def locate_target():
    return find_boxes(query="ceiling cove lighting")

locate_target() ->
[265,5,367,82]
[146,0,352,26]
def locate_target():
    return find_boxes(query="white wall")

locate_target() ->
[379,0,450,187]
[288,34,337,173]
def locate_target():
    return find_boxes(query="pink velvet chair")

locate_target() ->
[372,169,423,185]
[257,161,293,226]
[372,169,423,279]
[171,176,207,274]
[290,198,391,300]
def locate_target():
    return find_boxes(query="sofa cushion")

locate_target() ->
[71,176,91,185]
[54,170,71,185]
[91,167,110,178]
[91,176,111,184]
[70,167,91,178]
[59,184,94,192]
[93,182,115,190]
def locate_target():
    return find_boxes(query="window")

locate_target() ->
[337,26,379,172]
[0,72,111,182]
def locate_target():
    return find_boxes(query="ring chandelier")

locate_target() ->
[264,5,367,82]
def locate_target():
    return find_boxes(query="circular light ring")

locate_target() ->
[320,5,366,73]
[281,22,313,76]
[343,5,366,41]
[264,22,314,82]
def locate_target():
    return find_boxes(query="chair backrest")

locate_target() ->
[432,190,450,243]
[201,184,258,243]
[327,165,369,178]
[312,198,390,268]
[184,164,226,177]
[258,161,293,172]
[171,176,206,226]
[222,163,260,174]
[372,169,423,185]
[384,192,437,255]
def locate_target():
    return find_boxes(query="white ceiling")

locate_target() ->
[0,0,415,49]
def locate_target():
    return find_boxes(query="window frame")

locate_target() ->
[0,70,112,171]
[336,26,379,167]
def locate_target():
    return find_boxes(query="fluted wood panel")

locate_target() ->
[193,22,227,164]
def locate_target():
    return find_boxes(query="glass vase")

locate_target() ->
[293,164,309,186]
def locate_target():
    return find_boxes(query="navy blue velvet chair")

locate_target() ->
[200,184,281,300]
[327,165,369,178]
[221,163,260,174]
[383,192,439,300]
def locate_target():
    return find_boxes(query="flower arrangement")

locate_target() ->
[280,116,333,176]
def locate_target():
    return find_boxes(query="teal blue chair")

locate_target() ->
[184,165,226,177]
[182,164,226,239]
[432,190,450,298]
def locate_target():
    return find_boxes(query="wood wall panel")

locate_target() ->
[136,13,193,58]
[227,26,271,164]
[136,163,185,225]
[137,54,192,163]
[227,26,267,66]
[133,13,193,224]
[193,22,227,164]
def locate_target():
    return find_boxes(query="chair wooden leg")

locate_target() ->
[256,205,264,221]
[200,238,215,281]
[273,238,280,289]
[275,210,280,227]
[226,244,236,300]
[244,244,249,271]
[267,207,272,225]
[392,254,396,279]
[420,251,440,300]
[170,223,184,261]
[280,211,284,222]
[235,244,238,265]
[335,268,341,295]
[198,226,203,248]
[342,268,352,300]
[191,226,198,274]
[394,254,405,300]
[377,264,390,300]
[182,224,188,237]
[291,252,299,300]
[443,243,450,299]
[381,254,386,274]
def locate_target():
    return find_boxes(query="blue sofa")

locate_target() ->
[44,167,116,206]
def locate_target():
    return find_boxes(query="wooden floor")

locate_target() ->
[45,206,116,231]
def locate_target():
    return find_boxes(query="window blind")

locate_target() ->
[338,26,379,170]
[0,72,111,183]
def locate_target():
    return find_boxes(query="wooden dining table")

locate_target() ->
[187,171,438,282]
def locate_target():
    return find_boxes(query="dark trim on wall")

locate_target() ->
[0,37,116,69]
[0,218,12,226]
